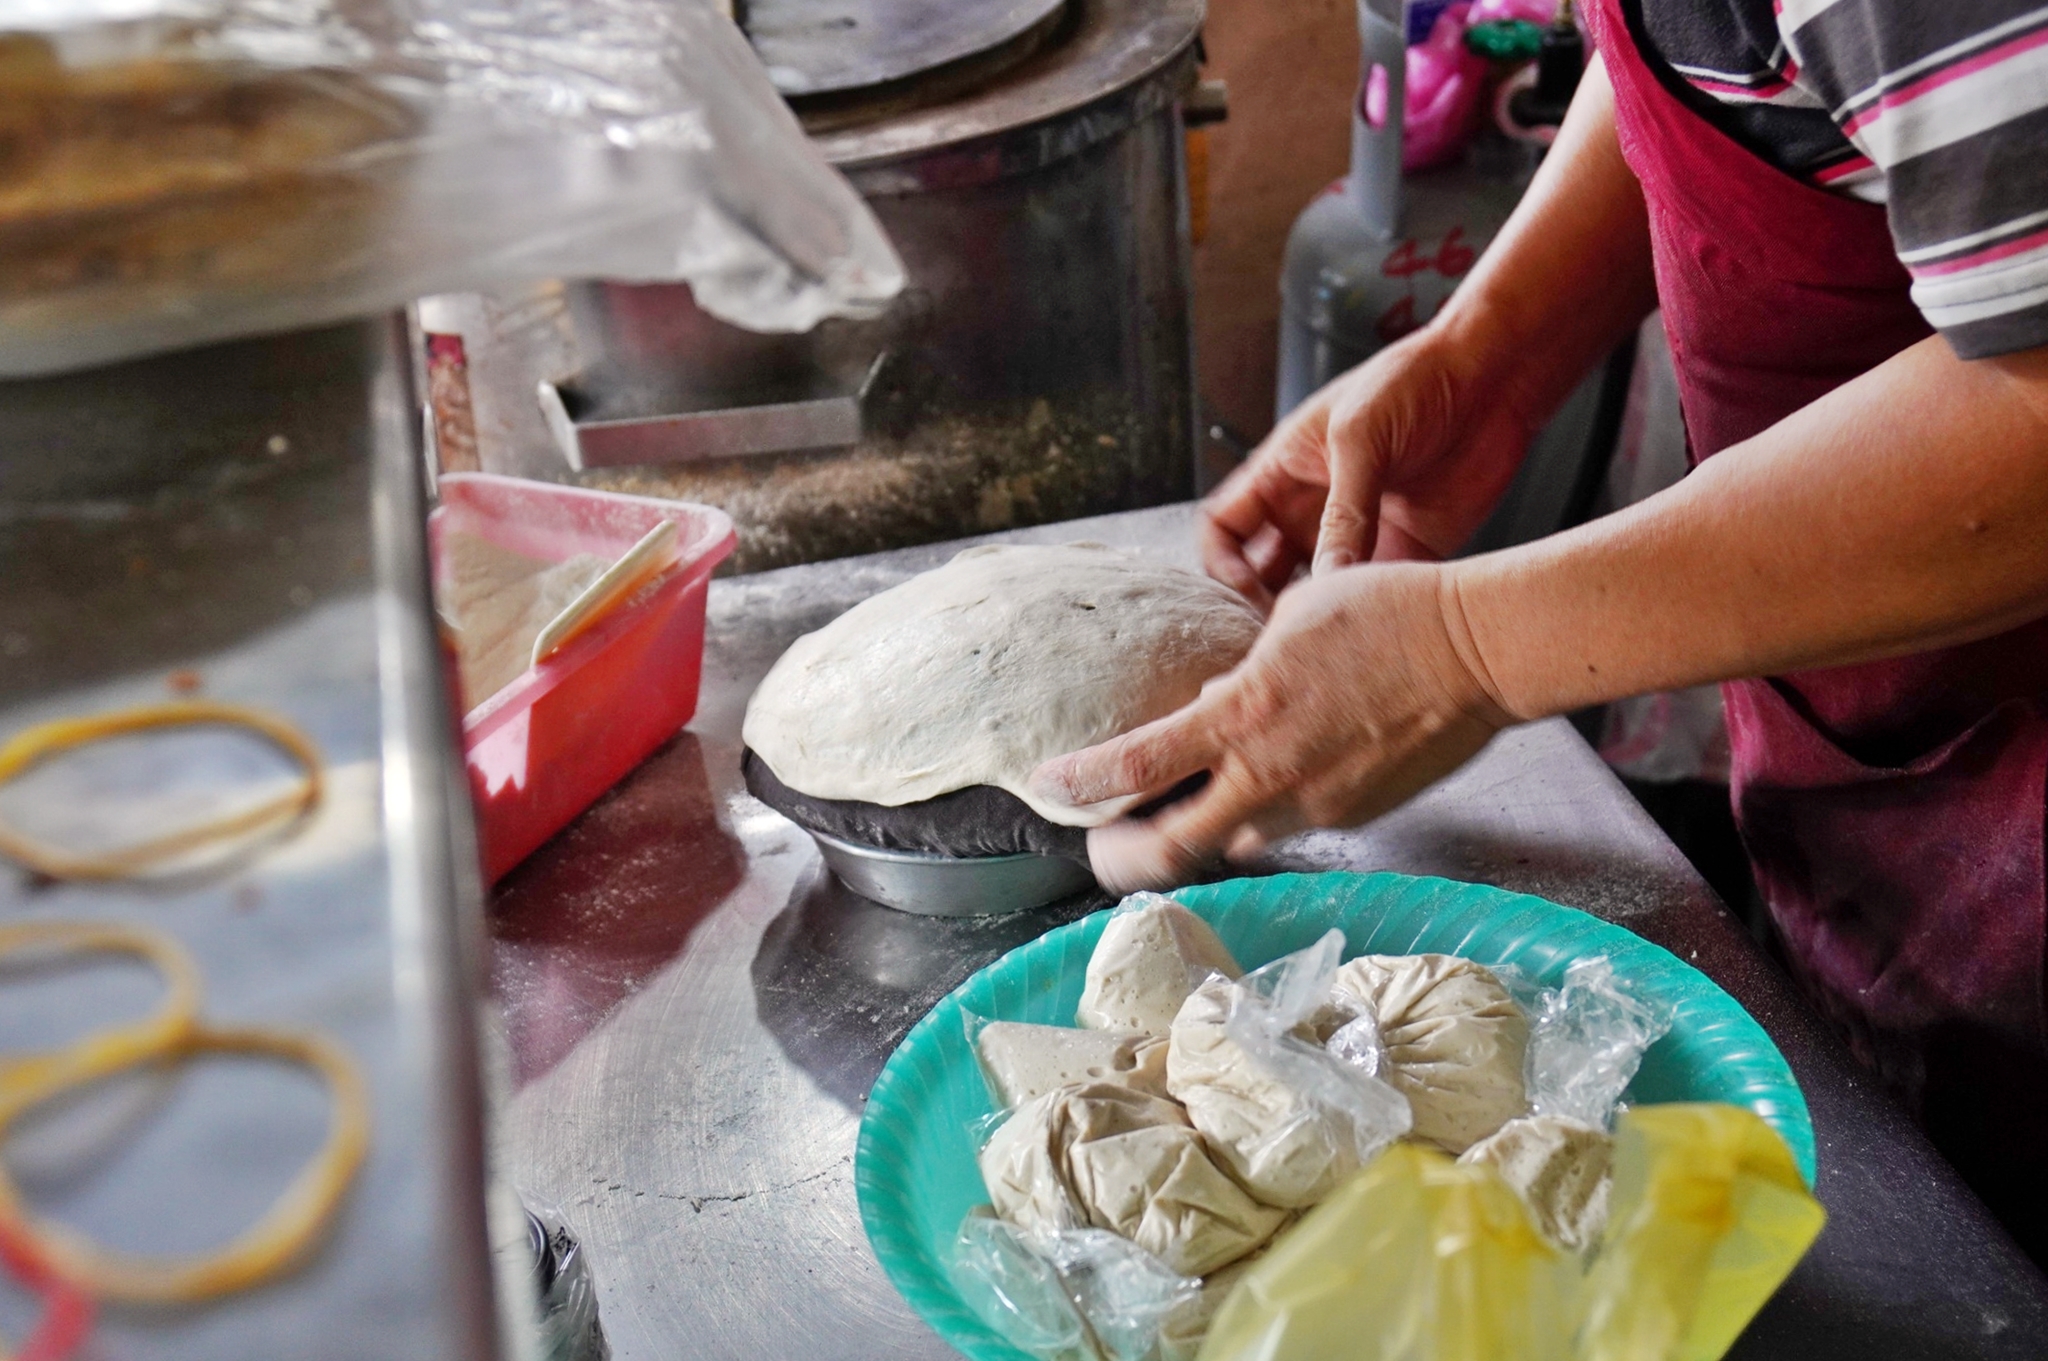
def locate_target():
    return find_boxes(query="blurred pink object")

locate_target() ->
[1404,0,1557,171]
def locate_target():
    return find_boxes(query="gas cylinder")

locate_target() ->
[1277,0,1534,415]
[1275,0,1631,555]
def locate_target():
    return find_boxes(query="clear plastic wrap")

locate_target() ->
[1215,931,1414,1177]
[951,1213,1199,1361]
[1525,957,1675,1129]
[1323,1007,1387,1079]
[495,1195,608,1361]
[0,0,905,375]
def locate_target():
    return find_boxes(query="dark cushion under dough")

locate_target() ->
[742,748,1090,860]
[741,750,1211,862]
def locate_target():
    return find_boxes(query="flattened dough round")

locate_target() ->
[742,544,1262,827]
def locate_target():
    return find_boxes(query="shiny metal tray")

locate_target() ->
[809,829,1095,916]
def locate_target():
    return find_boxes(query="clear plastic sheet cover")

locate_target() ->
[0,0,905,374]
[1222,929,1414,1168]
[951,1213,1199,1361]
[1524,956,1675,1129]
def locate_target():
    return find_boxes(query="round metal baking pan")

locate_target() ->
[809,830,1094,917]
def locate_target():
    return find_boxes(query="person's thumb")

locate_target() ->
[1312,416,1384,575]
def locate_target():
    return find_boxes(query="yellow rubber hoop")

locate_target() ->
[0,1022,370,1304]
[0,921,203,1125]
[0,702,323,881]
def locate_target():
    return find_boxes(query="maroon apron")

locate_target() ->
[1583,0,2048,1257]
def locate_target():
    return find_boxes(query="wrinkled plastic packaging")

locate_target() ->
[1200,1141,1578,1361]
[1526,957,1675,1129]
[0,0,904,375]
[501,1196,609,1361]
[1219,930,1413,1171]
[964,925,1758,1361]
[952,1213,1199,1361]
[1196,1103,1825,1361]
[1579,1105,1826,1361]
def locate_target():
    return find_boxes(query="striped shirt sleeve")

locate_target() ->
[1777,1,2048,358]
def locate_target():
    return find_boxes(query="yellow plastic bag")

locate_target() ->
[1580,1105,1827,1361]
[1197,1143,1579,1361]
[1197,1104,1824,1361]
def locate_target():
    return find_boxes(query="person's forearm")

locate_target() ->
[1446,339,2048,721]
[1431,55,1660,430]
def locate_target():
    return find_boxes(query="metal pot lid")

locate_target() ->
[745,0,1068,97]
[805,0,1205,188]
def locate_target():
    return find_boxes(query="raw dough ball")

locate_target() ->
[1331,954,1530,1154]
[979,1083,1287,1277]
[1459,1114,1613,1252]
[975,1022,1170,1109]
[742,543,1262,825]
[1078,896,1241,1033]
[1165,977,1362,1208]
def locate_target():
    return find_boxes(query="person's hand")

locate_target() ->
[1202,325,1539,613]
[1028,562,1515,892]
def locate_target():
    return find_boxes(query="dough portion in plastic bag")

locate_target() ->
[1167,977,1368,1208]
[1331,953,1530,1153]
[978,1083,1286,1278]
[1460,1113,1613,1253]
[1078,895,1240,1034]
[976,1022,1171,1110]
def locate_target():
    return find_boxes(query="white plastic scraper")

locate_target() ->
[528,519,681,666]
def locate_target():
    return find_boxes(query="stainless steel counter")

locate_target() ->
[0,320,505,1359]
[493,502,2048,1360]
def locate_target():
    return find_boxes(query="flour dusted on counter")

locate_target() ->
[441,531,610,710]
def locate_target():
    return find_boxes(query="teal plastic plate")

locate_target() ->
[855,871,1815,1361]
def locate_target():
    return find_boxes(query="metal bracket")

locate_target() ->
[540,353,884,471]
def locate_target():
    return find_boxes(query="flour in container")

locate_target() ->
[440,532,609,711]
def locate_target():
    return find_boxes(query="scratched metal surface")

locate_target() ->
[493,503,2048,1360]
[0,320,502,1359]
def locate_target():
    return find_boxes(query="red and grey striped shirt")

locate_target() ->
[1631,0,2048,358]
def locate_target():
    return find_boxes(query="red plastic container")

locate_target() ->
[428,474,736,883]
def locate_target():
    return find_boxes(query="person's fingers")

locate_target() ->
[1197,507,1273,612]
[1243,523,1304,596]
[1204,401,1335,551]
[1200,453,1289,555]
[1029,707,1221,811]
[1313,408,1386,575]
[1086,820,1202,894]
[1371,517,1444,563]
[1224,825,1267,862]
[1085,770,1272,893]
